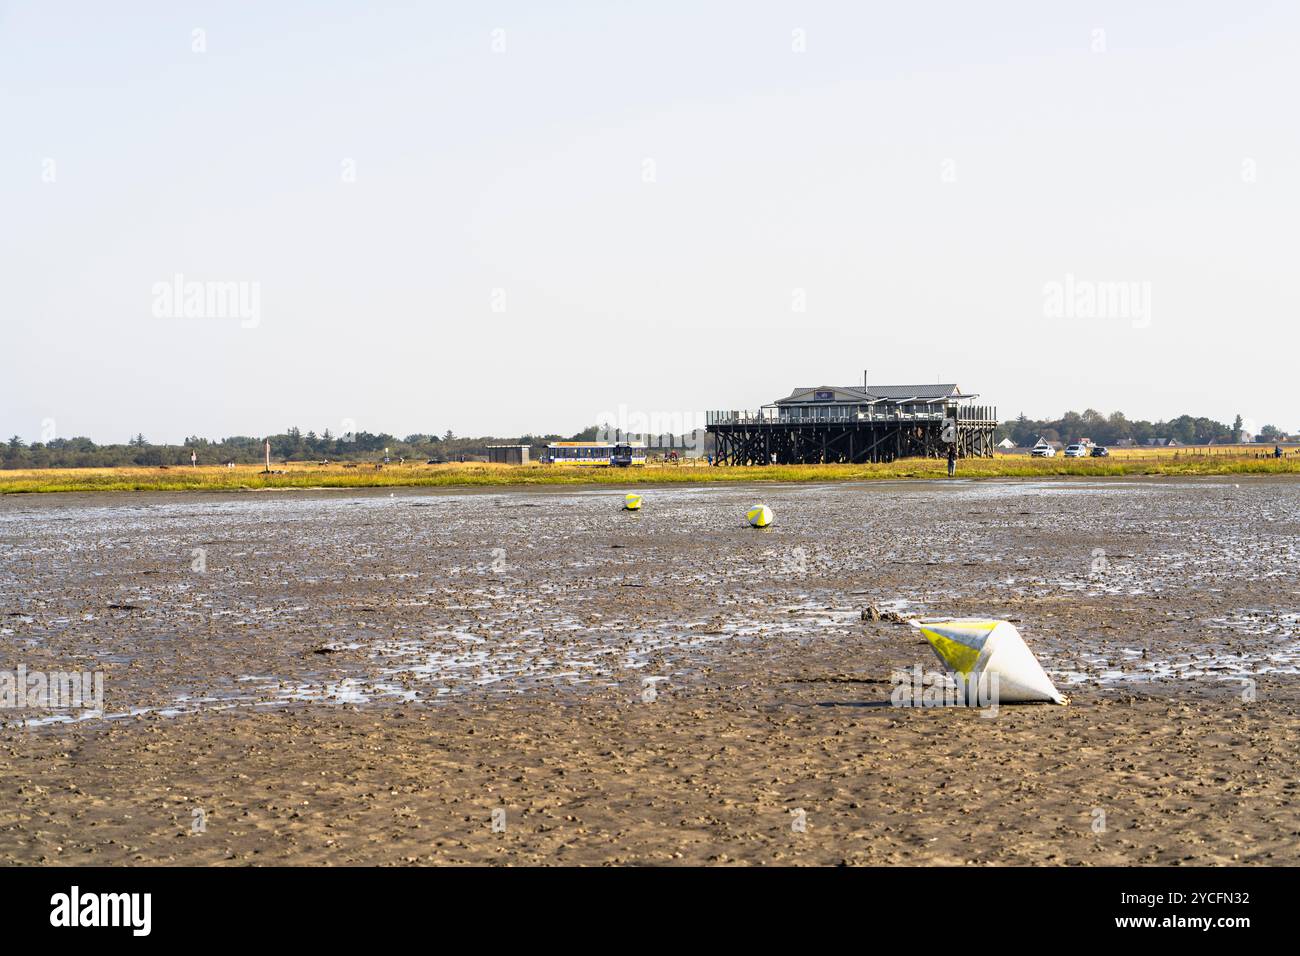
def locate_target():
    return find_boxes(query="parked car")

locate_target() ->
[1064,444,1089,458]
[1090,446,1110,457]
[1031,444,1056,458]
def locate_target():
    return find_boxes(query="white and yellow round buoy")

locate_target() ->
[624,493,642,511]
[746,504,773,527]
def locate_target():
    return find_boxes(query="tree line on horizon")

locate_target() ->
[1,426,601,469]
[2,411,1291,469]
[997,410,1288,448]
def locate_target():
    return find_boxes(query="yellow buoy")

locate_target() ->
[624,493,642,511]
[746,504,772,527]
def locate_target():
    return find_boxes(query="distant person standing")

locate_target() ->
[947,444,957,478]
[1275,444,1284,459]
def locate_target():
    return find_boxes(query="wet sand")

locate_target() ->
[2,477,1298,864]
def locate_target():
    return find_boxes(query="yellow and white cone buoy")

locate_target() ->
[746,504,773,528]
[624,493,642,511]
[909,618,1067,704]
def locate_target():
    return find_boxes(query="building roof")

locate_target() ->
[775,383,972,405]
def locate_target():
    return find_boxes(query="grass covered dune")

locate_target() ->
[2,455,1298,494]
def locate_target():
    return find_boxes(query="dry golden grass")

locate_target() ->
[1,450,1298,494]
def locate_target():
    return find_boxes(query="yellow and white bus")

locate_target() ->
[545,441,647,467]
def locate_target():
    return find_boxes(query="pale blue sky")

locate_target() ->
[3,1,1297,442]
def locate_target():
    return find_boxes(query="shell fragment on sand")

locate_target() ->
[908,618,1067,704]
[746,505,773,528]
[624,493,642,511]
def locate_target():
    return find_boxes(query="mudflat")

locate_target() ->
[2,478,1298,864]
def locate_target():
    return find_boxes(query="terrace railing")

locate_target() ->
[957,405,998,423]
[707,405,998,426]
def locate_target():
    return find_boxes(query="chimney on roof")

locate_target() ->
[863,369,868,389]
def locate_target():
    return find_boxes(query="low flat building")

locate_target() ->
[486,444,530,465]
